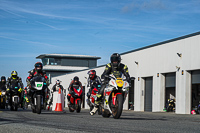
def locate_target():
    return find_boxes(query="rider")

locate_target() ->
[49,80,64,108]
[90,53,131,115]
[86,70,102,106]
[6,71,24,108]
[52,80,64,92]
[0,76,6,91]
[0,76,8,108]
[67,76,83,105]
[26,62,49,104]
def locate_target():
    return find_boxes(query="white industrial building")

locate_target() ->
[51,31,200,114]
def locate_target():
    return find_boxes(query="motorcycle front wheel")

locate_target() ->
[112,94,123,119]
[76,100,81,113]
[69,107,74,112]
[36,96,41,114]
[14,104,18,111]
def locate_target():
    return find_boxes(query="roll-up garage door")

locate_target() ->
[192,70,200,84]
[144,77,153,112]
[166,73,176,88]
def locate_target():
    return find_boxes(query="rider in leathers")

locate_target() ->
[26,62,49,105]
[90,53,131,115]
[67,76,83,105]
[6,71,24,109]
[0,76,6,91]
[86,70,102,106]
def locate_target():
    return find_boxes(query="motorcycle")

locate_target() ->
[9,82,22,111]
[30,76,48,114]
[166,99,175,112]
[0,90,7,109]
[101,71,129,119]
[68,86,83,113]
[87,84,102,115]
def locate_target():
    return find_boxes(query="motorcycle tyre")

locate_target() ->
[76,100,81,113]
[43,102,47,110]
[98,105,102,115]
[69,107,74,112]
[102,109,111,118]
[167,106,172,112]
[113,94,123,119]
[36,96,41,114]
[32,108,36,113]
[14,104,18,111]
[1,98,6,109]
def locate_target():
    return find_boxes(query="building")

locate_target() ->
[36,54,101,84]
[50,31,200,114]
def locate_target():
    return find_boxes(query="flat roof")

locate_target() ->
[43,65,89,72]
[36,54,101,59]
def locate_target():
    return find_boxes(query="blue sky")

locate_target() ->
[0,0,200,84]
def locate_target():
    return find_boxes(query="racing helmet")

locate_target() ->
[110,53,121,67]
[74,76,79,84]
[88,70,96,80]
[11,71,18,79]
[1,76,6,82]
[35,62,43,72]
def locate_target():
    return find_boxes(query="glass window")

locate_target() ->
[55,58,61,65]
[49,58,55,65]
[42,58,48,65]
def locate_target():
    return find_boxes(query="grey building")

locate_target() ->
[36,54,101,84]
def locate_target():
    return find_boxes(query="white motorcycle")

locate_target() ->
[101,71,130,119]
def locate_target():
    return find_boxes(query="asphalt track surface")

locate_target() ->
[1,108,200,133]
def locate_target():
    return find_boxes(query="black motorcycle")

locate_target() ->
[30,76,48,114]
[166,99,175,112]
[9,82,22,111]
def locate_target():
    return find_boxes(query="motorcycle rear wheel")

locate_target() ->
[112,94,123,119]
[98,105,102,115]
[69,107,74,112]
[102,109,111,118]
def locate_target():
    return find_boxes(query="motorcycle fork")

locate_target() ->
[112,92,116,106]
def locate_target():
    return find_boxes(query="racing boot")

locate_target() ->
[90,101,100,116]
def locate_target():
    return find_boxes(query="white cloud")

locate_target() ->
[35,21,64,30]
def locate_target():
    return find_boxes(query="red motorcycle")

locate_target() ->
[68,86,83,113]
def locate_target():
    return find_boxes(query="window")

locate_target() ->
[42,58,61,65]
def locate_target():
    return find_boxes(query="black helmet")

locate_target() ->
[88,70,96,80]
[11,71,18,79]
[110,53,121,67]
[1,76,6,82]
[74,76,79,84]
[35,62,43,72]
